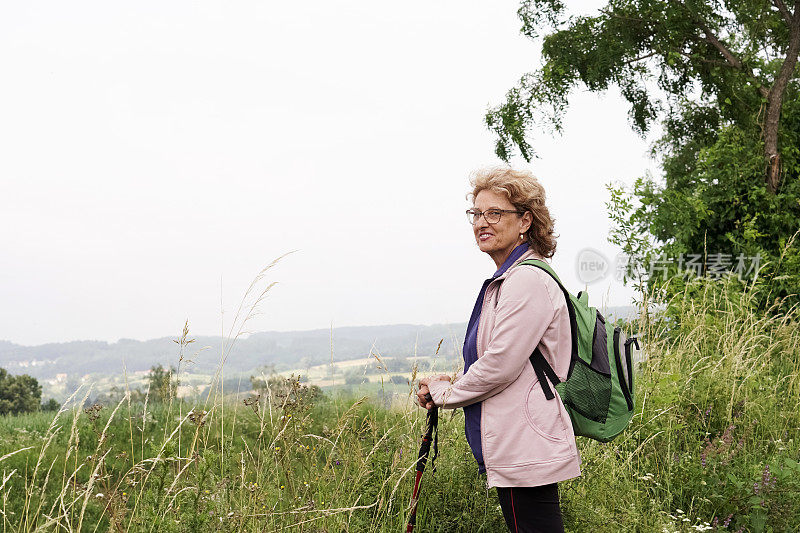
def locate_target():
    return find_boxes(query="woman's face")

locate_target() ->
[472,189,532,266]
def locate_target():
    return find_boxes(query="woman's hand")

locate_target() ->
[416,374,452,410]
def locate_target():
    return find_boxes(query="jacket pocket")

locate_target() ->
[524,379,568,442]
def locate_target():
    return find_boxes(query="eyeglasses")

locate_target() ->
[466,208,525,225]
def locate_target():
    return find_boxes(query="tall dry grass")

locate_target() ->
[2,262,799,532]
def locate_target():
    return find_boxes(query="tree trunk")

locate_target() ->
[764,10,800,193]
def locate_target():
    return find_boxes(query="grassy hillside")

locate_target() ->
[0,280,797,532]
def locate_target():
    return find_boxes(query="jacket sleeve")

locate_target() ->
[427,267,557,409]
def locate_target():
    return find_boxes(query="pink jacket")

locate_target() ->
[427,249,581,488]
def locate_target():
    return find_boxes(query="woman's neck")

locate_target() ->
[490,241,527,269]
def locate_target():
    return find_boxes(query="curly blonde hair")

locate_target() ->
[468,167,557,258]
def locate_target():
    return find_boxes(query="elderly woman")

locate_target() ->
[417,167,580,533]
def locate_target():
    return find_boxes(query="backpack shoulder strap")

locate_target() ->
[517,259,566,291]
[516,259,579,364]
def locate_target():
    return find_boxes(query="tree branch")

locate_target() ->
[772,0,793,26]
[697,22,741,68]
[692,20,770,97]
[623,51,660,65]
[677,50,730,67]
[598,8,658,25]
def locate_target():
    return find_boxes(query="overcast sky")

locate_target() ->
[1,1,659,346]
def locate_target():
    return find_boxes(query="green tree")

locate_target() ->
[41,398,60,412]
[146,364,178,403]
[0,368,42,415]
[490,1,800,308]
[488,0,800,193]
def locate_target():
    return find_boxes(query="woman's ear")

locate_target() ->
[521,210,533,233]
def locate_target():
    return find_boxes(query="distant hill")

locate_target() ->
[0,323,468,379]
[0,306,637,379]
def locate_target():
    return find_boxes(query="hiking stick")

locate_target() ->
[406,393,438,533]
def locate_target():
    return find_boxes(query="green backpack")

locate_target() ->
[517,259,640,442]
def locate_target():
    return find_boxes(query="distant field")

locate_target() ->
[39,353,463,405]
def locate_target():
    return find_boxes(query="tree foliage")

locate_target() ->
[0,368,42,415]
[146,364,178,403]
[488,0,800,192]
[608,100,800,309]
[491,0,800,308]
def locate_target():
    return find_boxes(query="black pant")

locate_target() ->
[496,483,564,533]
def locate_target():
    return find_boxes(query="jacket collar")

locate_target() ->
[492,248,547,283]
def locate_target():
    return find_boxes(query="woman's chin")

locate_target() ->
[477,242,495,254]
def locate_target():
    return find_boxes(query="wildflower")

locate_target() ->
[280,485,285,489]
[96,493,104,499]
[721,424,735,445]
[761,464,776,490]
[723,514,733,527]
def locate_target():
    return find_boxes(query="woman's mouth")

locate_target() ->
[478,232,493,242]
